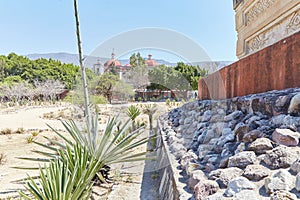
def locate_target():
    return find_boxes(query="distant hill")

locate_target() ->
[26,52,232,72]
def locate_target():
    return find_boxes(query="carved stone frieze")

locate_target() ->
[248,35,268,51]
[245,0,277,25]
[286,12,300,33]
[234,0,299,58]
[246,11,300,54]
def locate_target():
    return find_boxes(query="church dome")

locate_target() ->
[146,54,158,67]
[104,52,122,67]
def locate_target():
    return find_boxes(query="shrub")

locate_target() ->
[15,127,25,134]
[165,98,171,107]
[26,136,35,144]
[92,95,108,104]
[0,128,12,135]
[31,131,39,137]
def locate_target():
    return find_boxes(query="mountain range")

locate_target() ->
[26,52,233,72]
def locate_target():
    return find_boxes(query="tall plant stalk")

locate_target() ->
[74,0,91,126]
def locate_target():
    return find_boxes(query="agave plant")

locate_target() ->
[19,144,100,200]
[126,105,141,131]
[141,104,158,132]
[17,114,153,198]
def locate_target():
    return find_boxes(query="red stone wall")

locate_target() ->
[198,31,300,100]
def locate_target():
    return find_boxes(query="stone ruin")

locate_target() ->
[160,87,300,199]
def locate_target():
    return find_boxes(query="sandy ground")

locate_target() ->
[0,103,168,199]
[0,106,70,199]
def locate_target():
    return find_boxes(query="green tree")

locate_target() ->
[129,52,145,67]
[126,53,149,89]
[148,64,189,91]
[0,53,80,89]
[174,62,208,90]
[92,73,119,103]
[112,79,134,101]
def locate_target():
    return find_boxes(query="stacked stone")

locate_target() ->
[164,87,300,200]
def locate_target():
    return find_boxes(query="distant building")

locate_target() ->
[145,54,158,68]
[104,52,122,69]
[233,0,300,58]
[93,59,104,75]
[94,52,159,79]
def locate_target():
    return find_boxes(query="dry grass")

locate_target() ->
[0,128,13,135]
[26,135,35,144]
[15,127,25,134]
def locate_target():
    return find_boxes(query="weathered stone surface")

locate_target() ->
[262,146,300,169]
[194,180,219,200]
[296,172,300,192]
[180,151,198,170]
[288,93,300,116]
[243,165,270,181]
[224,177,256,197]
[186,162,203,176]
[264,169,295,194]
[248,137,273,154]
[184,117,192,125]
[203,129,217,144]
[205,192,225,200]
[275,95,292,114]
[224,111,243,122]
[272,128,300,146]
[242,129,266,143]
[228,151,256,169]
[235,190,259,200]
[189,170,206,189]
[234,143,246,154]
[234,123,250,142]
[198,144,214,159]
[169,141,186,153]
[250,97,265,114]
[202,110,212,122]
[209,167,243,188]
[290,159,300,174]
[271,114,286,126]
[270,190,297,200]
[216,128,235,147]
[197,122,208,130]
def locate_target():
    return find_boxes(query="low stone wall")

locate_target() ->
[198,31,300,100]
[156,119,192,200]
[161,87,300,199]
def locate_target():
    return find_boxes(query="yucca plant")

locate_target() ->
[126,105,141,131]
[141,104,158,132]
[19,144,101,200]
[17,114,153,195]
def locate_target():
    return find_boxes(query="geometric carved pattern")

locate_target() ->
[245,0,277,25]
[286,12,300,33]
[249,35,268,51]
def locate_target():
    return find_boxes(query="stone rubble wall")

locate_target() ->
[159,87,300,199]
[198,31,300,100]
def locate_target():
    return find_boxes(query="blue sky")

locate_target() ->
[0,0,237,62]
